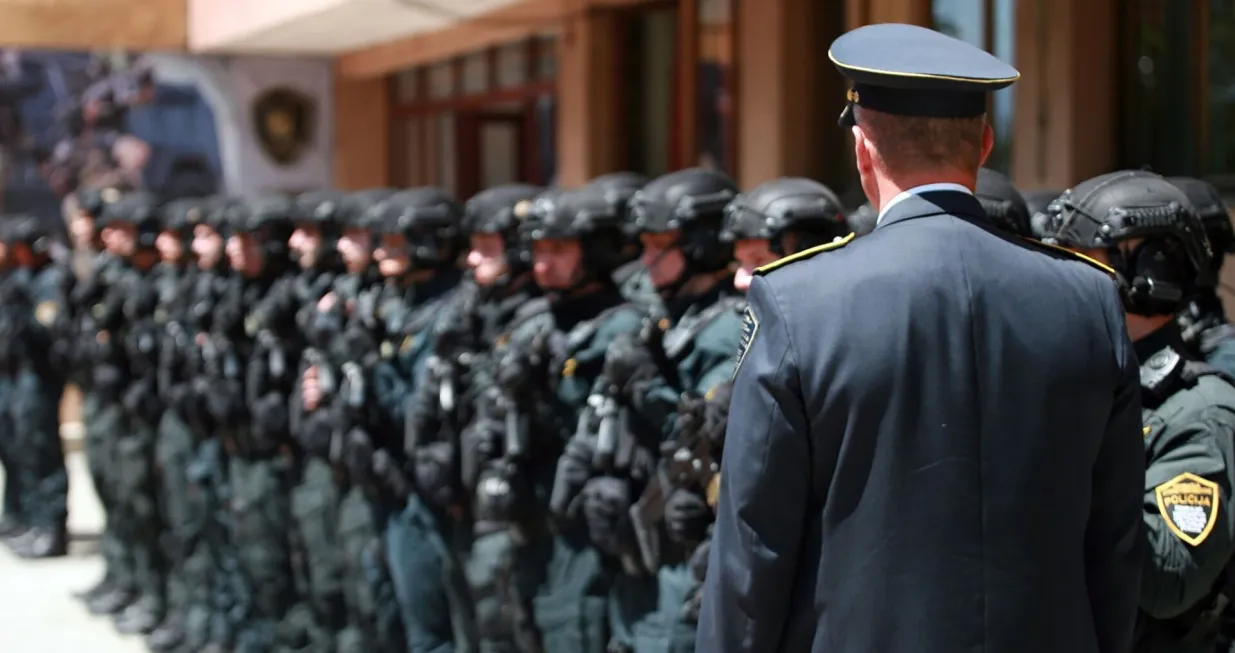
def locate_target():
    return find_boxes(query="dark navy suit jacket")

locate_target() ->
[697,190,1144,653]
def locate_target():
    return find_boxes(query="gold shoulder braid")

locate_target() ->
[1021,237,1117,277]
[755,233,855,276]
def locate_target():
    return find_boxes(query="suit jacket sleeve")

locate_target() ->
[1086,284,1145,653]
[697,275,811,653]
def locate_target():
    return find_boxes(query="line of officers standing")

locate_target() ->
[2,164,1235,653]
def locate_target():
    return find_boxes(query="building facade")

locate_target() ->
[8,0,1234,200]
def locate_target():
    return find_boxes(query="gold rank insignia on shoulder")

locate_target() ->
[1155,472,1220,546]
[755,232,855,276]
[1021,237,1117,278]
[380,341,394,359]
[1143,425,1152,438]
[732,306,759,380]
[562,358,577,378]
[35,301,58,327]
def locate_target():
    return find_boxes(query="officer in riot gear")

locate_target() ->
[492,184,647,653]
[464,183,546,343]
[0,220,18,541]
[283,188,350,652]
[366,186,475,653]
[720,176,851,293]
[582,172,657,310]
[1170,177,1235,377]
[68,187,132,610]
[143,196,205,652]
[89,191,170,632]
[1024,187,1062,231]
[603,167,745,653]
[221,195,303,653]
[974,167,1034,237]
[1039,169,1235,653]
[299,187,406,652]
[0,216,68,559]
[176,194,239,653]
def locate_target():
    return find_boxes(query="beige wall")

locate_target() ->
[0,0,186,50]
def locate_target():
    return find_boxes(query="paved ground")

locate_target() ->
[0,449,146,652]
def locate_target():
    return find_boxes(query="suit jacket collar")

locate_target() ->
[875,190,987,230]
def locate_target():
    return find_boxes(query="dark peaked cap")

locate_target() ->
[831,23,1019,127]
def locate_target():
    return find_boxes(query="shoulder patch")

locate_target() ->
[35,301,58,327]
[1021,237,1117,277]
[1155,472,1220,546]
[732,306,759,380]
[755,232,855,276]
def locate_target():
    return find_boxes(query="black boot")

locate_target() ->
[0,516,26,539]
[86,587,136,616]
[115,594,164,635]
[74,574,116,602]
[144,614,185,652]
[14,526,67,559]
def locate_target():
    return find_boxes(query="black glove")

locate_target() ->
[581,476,637,560]
[460,417,504,492]
[601,332,658,396]
[413,441,458,510]
[664,488,711,546]
[549,435,596,519]
[251,392,289,441]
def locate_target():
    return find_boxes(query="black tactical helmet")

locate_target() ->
[585,172,648,232]
[204,196,240,237]
[378,186,464,269]
[523,185,632,276]
[75,187,106,218]
[295,189,346,229]
[629,167,738,273]
[721,177,850,254]
[1038,169,1212,316]
[847,202,878,237]
[161,197,203,241]
[100,190,161,248]
[974,168,1033,237]
[4,215,54,255]
[1023,188,1062,221]
[463,183,542,275]
[344,188,397,232]
[1168,177,1233,273]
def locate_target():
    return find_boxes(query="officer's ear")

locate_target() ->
[978,122,995,168]
[852,125,874,177]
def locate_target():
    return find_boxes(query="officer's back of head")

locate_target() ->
[1038,170,1211,325]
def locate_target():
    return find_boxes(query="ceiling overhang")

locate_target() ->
[188,0,523,55]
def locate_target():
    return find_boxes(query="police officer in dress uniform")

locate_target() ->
[698,24,1145,653]
[1038,169,1235,653]
[721,177,853,294]
[1169,177,1235,377]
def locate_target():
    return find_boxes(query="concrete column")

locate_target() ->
[332,71,390,189]
[555,4,620,187]
[1010,0,1117,190]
